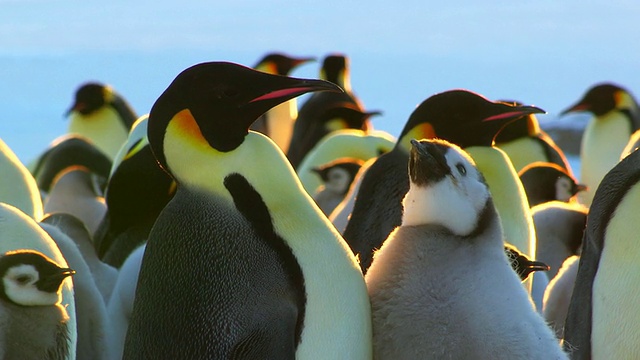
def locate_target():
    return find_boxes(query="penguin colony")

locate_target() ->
[1,51,639,359]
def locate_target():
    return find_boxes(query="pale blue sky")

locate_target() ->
[1,0,639,161]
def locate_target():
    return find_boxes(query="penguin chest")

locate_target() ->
[68,107,129,159]
[129,188,305,358]
[497,137,548,172]
[580,113,631,205]
[592,183,640,359]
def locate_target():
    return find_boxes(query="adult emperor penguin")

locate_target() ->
[250,52,314,152]
[93,117,175,268]
[518,162,586,207]
[563,146,640,359]
[561,82,640,206]
[0,250,75,360]
[287,53,374,168]
[0,202,77,358]
[342,90,544,272]
[31,135,112,194]
[365,139,567,359]
[66,82,138,160]
[0,137,43,220]
[494,102,572,173]
[123,62,371,359]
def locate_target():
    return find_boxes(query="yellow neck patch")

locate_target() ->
[398,123,436,153]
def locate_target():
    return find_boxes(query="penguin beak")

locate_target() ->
[574,183,588,194]
[248,78,343,104]
[292,57,316,67]
[64,102,82,117]
[520,260,550,281]
[560,102,590,116]
[482,105,546,122]
[409,139,451,185]
[38,268,76,292]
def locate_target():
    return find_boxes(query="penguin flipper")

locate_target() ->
[231,321,297,360]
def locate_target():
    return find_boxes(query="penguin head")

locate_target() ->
[0,250,75,307]
[503,243,550,281]
[312,158,364,195]
[320,102,380,133]
[320,54,350,91]
[518,162,586,205]
[493,100,542,142]
[398,90,545,151]
[66,82,114,116]
[402,138,491,236]
[254,53,315,76]
[561,83,637,117]
[148,62,342,178]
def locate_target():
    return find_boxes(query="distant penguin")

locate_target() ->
[532,201,587,279]
[66,82,138,160]
[343,90,544,272]
[43,166,107,236]
[288,53,376,168]
[561,82,640,206]
[93,117,175,268]
[366,139,567,359]
[543,255,580,339]
[106,244,145,360]
[494,102,572,173]
[40,221,109,360]
[0,202,77,358]
[0,250,75,360]
[563,144,640,358]
[296,128,395,195]
[41,213,117,304]
[518,162,586,207]
[250,52,314,152]
[0,138,43,220]
[30,135,112,194]
[311,157,364,215]
[123,62,371,358]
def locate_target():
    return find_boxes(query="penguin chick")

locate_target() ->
[0,250,75,360]
[518,162,586,207]
[504,243,550,281]
[312,157,364,215]
[66,82,138,160]
[366,138,567,359]
[543,255,580,339]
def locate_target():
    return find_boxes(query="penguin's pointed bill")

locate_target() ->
[148,62,343,168]
[37,268,76,293]
[408,139,451,185]
[482,105,546,122]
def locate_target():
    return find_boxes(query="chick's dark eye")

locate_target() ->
[16,275,32,284]
[456,163,466,176]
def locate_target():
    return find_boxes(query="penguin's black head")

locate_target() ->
[321,54,349,85]
[0,250,75,306]
[408,139,452,186]
[504,243,550,281]
[66,82,112,116]
[561,83,631,116]
[148,61,343,170]
[254,53,315,76]
[319,102,380,132]
[400,90,545,148]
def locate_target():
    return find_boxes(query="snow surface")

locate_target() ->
[1,0,638,163]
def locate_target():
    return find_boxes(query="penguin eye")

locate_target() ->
[456,163,467,176]
[15,275,33,285]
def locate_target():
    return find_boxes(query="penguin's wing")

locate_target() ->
[343,149,409,272]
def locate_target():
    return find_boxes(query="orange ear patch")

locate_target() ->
[170,109,207,145]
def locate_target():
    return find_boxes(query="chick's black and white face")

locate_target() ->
[325,167,352,194]
[3,265,59,306]
[555,176,574,201]
[403,142,490,236]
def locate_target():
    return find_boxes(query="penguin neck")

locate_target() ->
[397,123,437,153]
[68,107,129,160]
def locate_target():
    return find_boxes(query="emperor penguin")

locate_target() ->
[494,101,572,173]
[93,117,175,268]
[365,139,567,359]
[123,62,371,359]
[287,53,376,168]
[311,157,364,215]
[342,90,544,273]
[43,165,107,236]
[561,82,640,206]
[39,220,110,360]
[66,82,138,160]
[563,146,640,359]
[518,162,586,207]
[250,52,314,152]
[0,137,43,220]
[30,135,112,194]
[0,250,75,360]
[0,202,77,359]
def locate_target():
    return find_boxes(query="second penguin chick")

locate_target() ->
[312,157,363,215]
[518,162,586,207]
[365,138,567,360]
[0,250,75,360]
